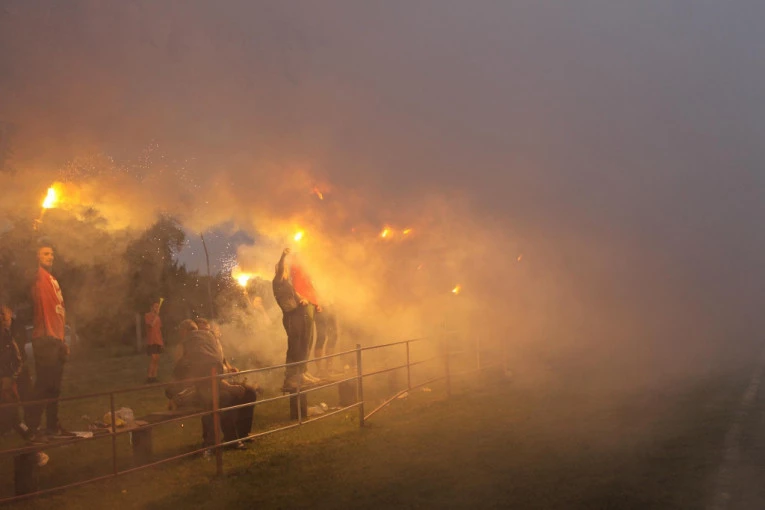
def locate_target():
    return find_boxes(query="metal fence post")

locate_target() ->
[109,393,118,475]
[475,335,481,371]
[406,341,412,391]
[134,313,142,354]
[503,338,509,375]
[444,340,452,397]
[356,344,364,427]
[211,367,223,476]
[297,371,303,424]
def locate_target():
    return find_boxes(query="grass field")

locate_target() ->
[0,345,752,509]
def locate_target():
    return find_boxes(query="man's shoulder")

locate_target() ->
[189,329,216,343]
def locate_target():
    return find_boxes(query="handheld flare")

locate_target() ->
[42,187,59,209]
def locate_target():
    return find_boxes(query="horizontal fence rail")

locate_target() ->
[0,334,506,504]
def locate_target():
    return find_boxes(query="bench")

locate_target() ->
[128,408,204,465]
[14,433,99,496]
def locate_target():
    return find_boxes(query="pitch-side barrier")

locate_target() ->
[0,335,507,503]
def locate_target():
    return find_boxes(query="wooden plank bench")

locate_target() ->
[127,407,204,465]
[14,407,205,494]
[14,433,99,496]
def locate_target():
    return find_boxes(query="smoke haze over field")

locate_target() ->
[1,1,764,384]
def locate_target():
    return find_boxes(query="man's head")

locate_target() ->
[194,318,210,331]
[151,301,160,314]
[178,319,198,340]
[37,239,54,271]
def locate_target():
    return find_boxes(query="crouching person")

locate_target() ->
[172,320,257,451]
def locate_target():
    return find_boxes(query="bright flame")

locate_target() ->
[231,265,254,288]
[380,227,391,239]
[402,228,412,235]
[452,285,462,295]
[311,186,324,200]
[294,231,304,242]
[42,187,59,209]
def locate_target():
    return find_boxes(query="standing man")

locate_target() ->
[27,239,73,438]
[273,248,316,390]
[144,299,164,384]
[289,256,322,383]
[314,306,339,376]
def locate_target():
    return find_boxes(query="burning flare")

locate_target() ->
[380,227,391,239]
[42,186,59,209]
[294,231,305,242]
[452,284,462,295]
[231,265,254,288]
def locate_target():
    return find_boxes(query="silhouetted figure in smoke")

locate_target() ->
[273,248,320,390]
[144,300,164,384]
[26,239,74,439]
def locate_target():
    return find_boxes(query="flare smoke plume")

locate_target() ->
[1,1,764,385]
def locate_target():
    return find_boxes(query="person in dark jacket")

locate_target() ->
[0,304,26,437]
[172,320,257,450]
[0,304,48,465]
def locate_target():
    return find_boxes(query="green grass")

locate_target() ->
[0,349,751,509]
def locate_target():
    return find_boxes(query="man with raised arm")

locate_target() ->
[273,248,316,390]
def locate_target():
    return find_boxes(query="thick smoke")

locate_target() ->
[1,1,764,387]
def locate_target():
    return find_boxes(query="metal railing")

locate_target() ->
[0,334,507,503]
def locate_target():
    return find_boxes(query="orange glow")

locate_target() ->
[311,186,324,200]
[452,284,462,295]
[294,231,305,242]
[380,227,391,239]
[42,186,59,209]
[402,228,412,235]
[517,254,523,262]
[231,265,254,288]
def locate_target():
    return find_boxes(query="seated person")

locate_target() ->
[171,320,257,450]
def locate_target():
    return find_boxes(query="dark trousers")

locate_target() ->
[201,384,258,445]
[0,384,29,440]
[314,309,338,354]
[26,337,67,433]
[283,305,314,377]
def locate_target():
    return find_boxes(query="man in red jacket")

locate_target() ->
[288,257,322,384]
[26,239,73,439]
